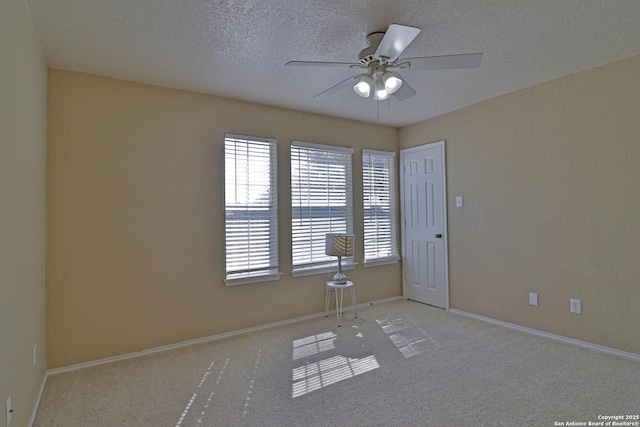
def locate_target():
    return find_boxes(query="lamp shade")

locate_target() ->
[325,234,354,257]
[372,78,390,101]
[382,71,402,94]
[353,75,373,98]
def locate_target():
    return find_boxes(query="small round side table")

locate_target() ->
[325,280,357,327]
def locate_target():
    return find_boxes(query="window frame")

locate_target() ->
[223,133,282,286]
[362,148,400,267]
[290,141,356,277]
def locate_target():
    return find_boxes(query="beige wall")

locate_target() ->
[0,0,48,425]
[38,26,640,370]
[400,54,640,354]
[46,69,401,368]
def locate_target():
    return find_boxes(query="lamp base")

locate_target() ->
[332,272,348,284]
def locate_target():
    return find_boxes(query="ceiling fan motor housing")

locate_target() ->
[358,32,385,65]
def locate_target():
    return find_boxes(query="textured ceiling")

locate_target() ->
[26,0,640,127]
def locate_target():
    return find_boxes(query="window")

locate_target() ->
[362,149,399,266]
[224,134,281,285]
[291,141,354,276]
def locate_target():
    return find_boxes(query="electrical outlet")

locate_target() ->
[570,298,581,314]
[529,292,538,306]
[6,396,12,426]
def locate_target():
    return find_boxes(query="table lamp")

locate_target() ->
[325,234,354,284]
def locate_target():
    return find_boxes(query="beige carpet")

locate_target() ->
[34,300,639,426]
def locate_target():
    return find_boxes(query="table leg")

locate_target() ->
[325,285,331,317]
[335,287,343,327]
[351,284,357,318]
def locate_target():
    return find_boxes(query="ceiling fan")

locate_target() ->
[286,24,482,102]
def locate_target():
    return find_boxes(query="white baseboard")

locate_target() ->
[449,308,640,362]
[48,295,403,376]
[357,295,403,309]
[29,370,48,427]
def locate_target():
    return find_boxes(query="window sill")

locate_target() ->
[224,272,283,287]
[363,257,400,268]
[291,262,357,278]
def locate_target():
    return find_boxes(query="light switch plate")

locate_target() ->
[529,292,538,306]
[455,196,463,207]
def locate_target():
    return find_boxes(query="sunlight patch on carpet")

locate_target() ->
[291,355,379,398]
[242,349,262,418]
[292,332,337,360]
[377,314,439,358]
[176,358,229,427]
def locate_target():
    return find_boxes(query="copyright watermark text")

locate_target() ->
[554,415,640,427]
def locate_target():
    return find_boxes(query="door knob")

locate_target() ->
[435,233,442,239]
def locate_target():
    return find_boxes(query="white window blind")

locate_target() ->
[224,134,280,285]
[363,149,399,265]
[291,141,354,273]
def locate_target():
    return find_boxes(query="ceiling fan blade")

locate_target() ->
[286,61,356,68]
[391,75,416,101]
[314,74,361,98]
[402,53,483,70]
[374,24,421,62]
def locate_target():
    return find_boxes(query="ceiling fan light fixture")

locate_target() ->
[287,24,483,105]
[382,71,403,94]
[353,75,373,98]
[373,78,390,101]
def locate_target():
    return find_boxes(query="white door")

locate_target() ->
[400,141,449,308]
